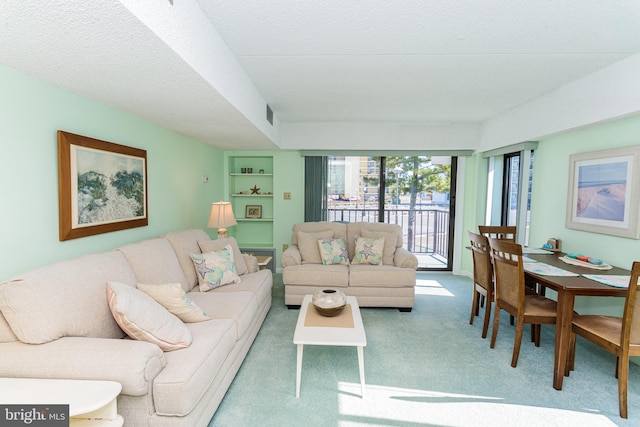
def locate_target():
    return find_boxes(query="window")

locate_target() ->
[319,155,456,270]
[487,148,534,246]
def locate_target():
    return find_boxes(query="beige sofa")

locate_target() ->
[281,222,418,311]
[0,229,272,426]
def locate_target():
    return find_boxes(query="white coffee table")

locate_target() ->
[0,377,123,426]
[293,294,367,398]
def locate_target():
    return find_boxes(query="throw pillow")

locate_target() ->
[190,245,241,292]
[351,235,385,265]
[106,282,192,351]
[198,238,248,276]
[317,238,349,265]
[137,283,210,323]
[297,230,334,264]
[361,229,398,266]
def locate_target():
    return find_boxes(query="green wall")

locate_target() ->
[223,150,305,264]
[0,65,225,282]
[462,114,640,315]
[530,116,640,315]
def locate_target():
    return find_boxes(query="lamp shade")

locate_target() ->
[207,201,237,238]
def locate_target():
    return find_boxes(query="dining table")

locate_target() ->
[523,250,630,390]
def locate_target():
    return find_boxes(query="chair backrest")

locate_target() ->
[488,237,524,311]
[468,231,492,292]
[479,225,516,243]
[622,261,640,346]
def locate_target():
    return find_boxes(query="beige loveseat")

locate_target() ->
[281,222,418,311]
[0,229,272,426]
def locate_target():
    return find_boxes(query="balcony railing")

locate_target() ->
[327,207,449,260]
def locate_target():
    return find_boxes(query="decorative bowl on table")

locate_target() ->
[312,289,347,317]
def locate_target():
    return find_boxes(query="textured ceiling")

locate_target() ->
[2,0,639,150]
[200,0,640,123]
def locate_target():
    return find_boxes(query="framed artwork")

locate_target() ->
[58,131,148,241]
[245,205,262,219]
[566,145,640,239]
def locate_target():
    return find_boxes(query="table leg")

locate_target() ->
[554,291,575,390]
[357,346,365,398]
[296,344,303,398]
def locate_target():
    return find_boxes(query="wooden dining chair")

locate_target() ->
[468,231,493,338]
[488,237,558,367]
[565,261,640,419]
[479,225,516,243]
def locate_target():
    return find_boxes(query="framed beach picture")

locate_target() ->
[565,146,640,239]
[58,131,148,241]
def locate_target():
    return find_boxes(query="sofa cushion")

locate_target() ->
[198,237,248,276]
[318,238,349,265]
[298,230,334,264]
[117,238,190,292]
[107,282,192,351]
[0,251,136,344]
[152,318,237,416]
[190,246,241,291]
[349,264,416,288]
[361,229,398,265]
[347,222,403,260]
[209,269,273,307]
[291,222,347,244]
[188,291,257,340]
[163,229,212,290]
[0,314,17,343]
[137,283,210,323]
[351,235,385,265]
[282,264,349,287]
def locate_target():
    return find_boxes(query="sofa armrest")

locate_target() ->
[243,254,259,274]
[394,247,419,269]
[281,245,302,267]
[0,337,165,396]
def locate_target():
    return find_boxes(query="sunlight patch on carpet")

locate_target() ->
[415,279,454,296]
[336,382,618,427]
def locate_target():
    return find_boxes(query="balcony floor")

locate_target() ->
[415,252,448,270]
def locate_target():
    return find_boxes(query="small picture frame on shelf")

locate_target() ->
[245,205,262,219]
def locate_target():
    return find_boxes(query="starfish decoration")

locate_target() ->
[360,243,375,259]
[250,185,260,194]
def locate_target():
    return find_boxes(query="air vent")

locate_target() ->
[266,104,273,126]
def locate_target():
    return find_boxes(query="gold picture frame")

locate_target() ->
[245,205,262,219]
[58,131,148,241]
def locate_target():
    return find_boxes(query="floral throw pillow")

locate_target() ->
[317,238,349,265]
[190,244,241,292]
[351,236,385,265]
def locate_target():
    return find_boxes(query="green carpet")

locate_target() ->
[209,273,639,426]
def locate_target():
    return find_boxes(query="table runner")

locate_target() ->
[304,304,354,328]
[523,262,579,276]
[582,274,632,288]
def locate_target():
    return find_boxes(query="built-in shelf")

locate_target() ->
[228,155,274,248]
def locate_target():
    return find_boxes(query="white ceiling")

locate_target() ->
[2,0,640,150]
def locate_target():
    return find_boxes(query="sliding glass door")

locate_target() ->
[325,155,456,270]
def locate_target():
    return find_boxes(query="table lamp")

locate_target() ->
[207,201,237,238]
